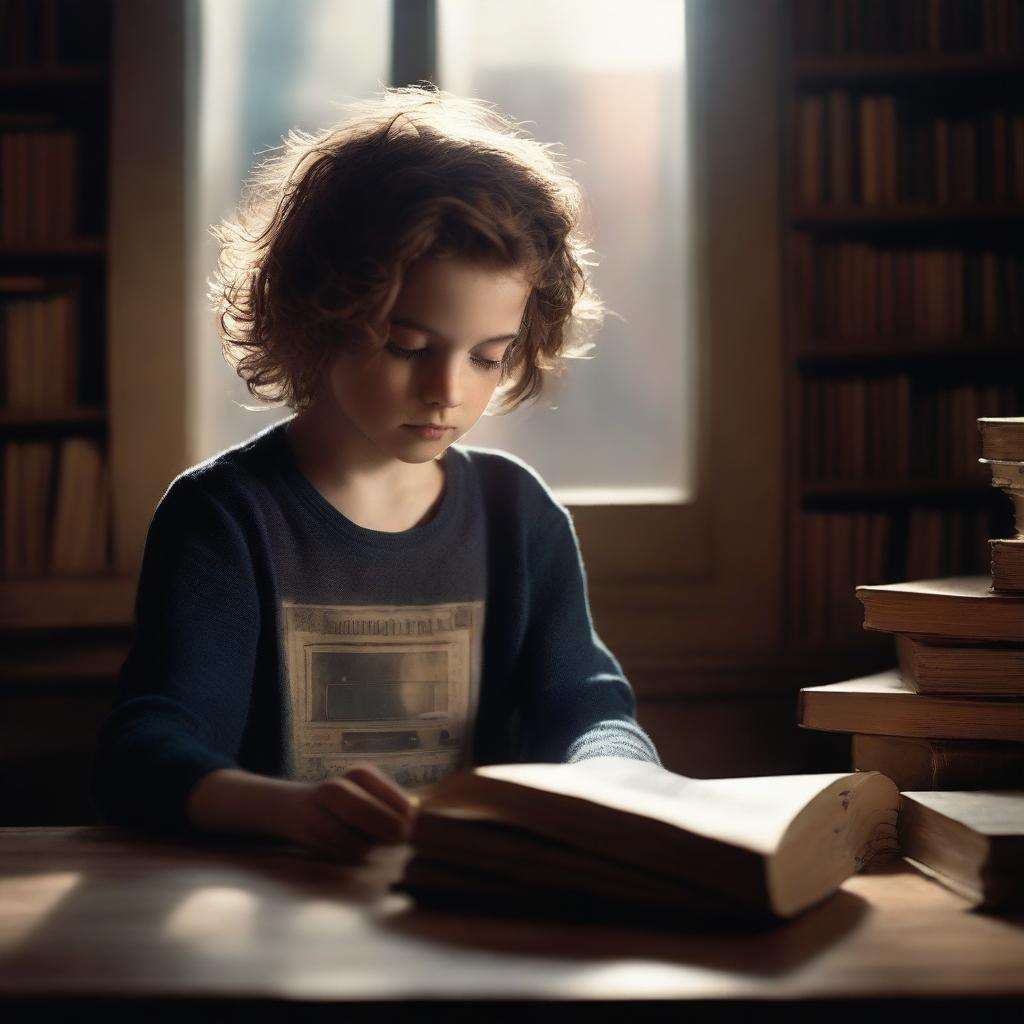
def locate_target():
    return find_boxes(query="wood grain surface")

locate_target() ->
[0,826,1022,1004]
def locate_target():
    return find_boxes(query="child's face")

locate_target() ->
[325,254,532,464]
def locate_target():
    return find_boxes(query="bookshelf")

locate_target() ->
[781,0,1024,651]
[0,0,135,629]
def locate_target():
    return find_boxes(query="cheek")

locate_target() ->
[468,375,499,407]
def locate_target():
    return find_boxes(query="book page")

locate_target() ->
[466,758,857,855]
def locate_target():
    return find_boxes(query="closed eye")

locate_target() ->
[384,338,503,371]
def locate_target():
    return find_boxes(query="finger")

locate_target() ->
[318,777,412,844]
[310,803,374,862]
[344,764,419,817]
[299,816,347,861]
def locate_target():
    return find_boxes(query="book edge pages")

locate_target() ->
[903,855,984,907]
[768,771,900,917]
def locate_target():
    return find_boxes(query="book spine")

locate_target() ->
[852,733,934,790]
[932,741,1024,789]
[855,734,1024,790]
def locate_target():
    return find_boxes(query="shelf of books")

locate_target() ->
[0,0,134,629]
[795,418,1024,906]
[781,0,1024,652]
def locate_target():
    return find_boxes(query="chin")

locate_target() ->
[387,441,449,464]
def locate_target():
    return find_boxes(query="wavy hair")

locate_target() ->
[207,84,608,415]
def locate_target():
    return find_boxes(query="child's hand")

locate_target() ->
[279,764,419,863]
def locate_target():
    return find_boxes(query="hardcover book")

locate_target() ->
[978,417,1024,463]
[991,538,1024,593]
[856,576,1024,642]
[899,790,1024,910]
[852,734,1024,791]
[895,633,1024,696]
[799,670,1024,742]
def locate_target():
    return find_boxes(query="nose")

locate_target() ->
[418,351,463,409]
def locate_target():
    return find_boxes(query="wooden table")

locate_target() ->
[1,826,1022,1017]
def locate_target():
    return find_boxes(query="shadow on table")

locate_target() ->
[376,878,872,977]
[5,827,1021,985]
[0,824,870,981]
[376,853,1024,975]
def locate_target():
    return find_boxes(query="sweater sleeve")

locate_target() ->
[91,474,261,836]
[514,506,662,766]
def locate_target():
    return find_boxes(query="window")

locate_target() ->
[189,0,392,460]
[438,0,692,504]
[190,0,694,504]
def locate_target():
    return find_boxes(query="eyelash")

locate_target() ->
[384,338,503,372]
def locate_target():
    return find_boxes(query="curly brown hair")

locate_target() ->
[206,84,609,416]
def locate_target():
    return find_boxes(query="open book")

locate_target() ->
[391,757,900,924]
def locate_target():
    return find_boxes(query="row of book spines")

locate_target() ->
[795,95,1024,207]
[0,291,79,407]
[793,508,991,642]
[1,131,79,243]
[800,377,1018,481]
[3,437,111,576]
[789,238,1023,340]
[851,733,1024,791]
[792,0,1024,57]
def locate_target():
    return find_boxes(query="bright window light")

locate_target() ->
[438,0,694,504]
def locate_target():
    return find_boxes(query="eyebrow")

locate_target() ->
[389,317,518,346]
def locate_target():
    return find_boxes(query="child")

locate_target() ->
[92,85,662,864]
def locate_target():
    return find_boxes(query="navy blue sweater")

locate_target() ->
[92,415,661,836]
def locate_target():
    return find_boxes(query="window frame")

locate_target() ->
[109,0,785,665]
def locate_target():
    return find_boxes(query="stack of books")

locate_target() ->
[798,416,1024,910]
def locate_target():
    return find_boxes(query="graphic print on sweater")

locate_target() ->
[281,599,485,791]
